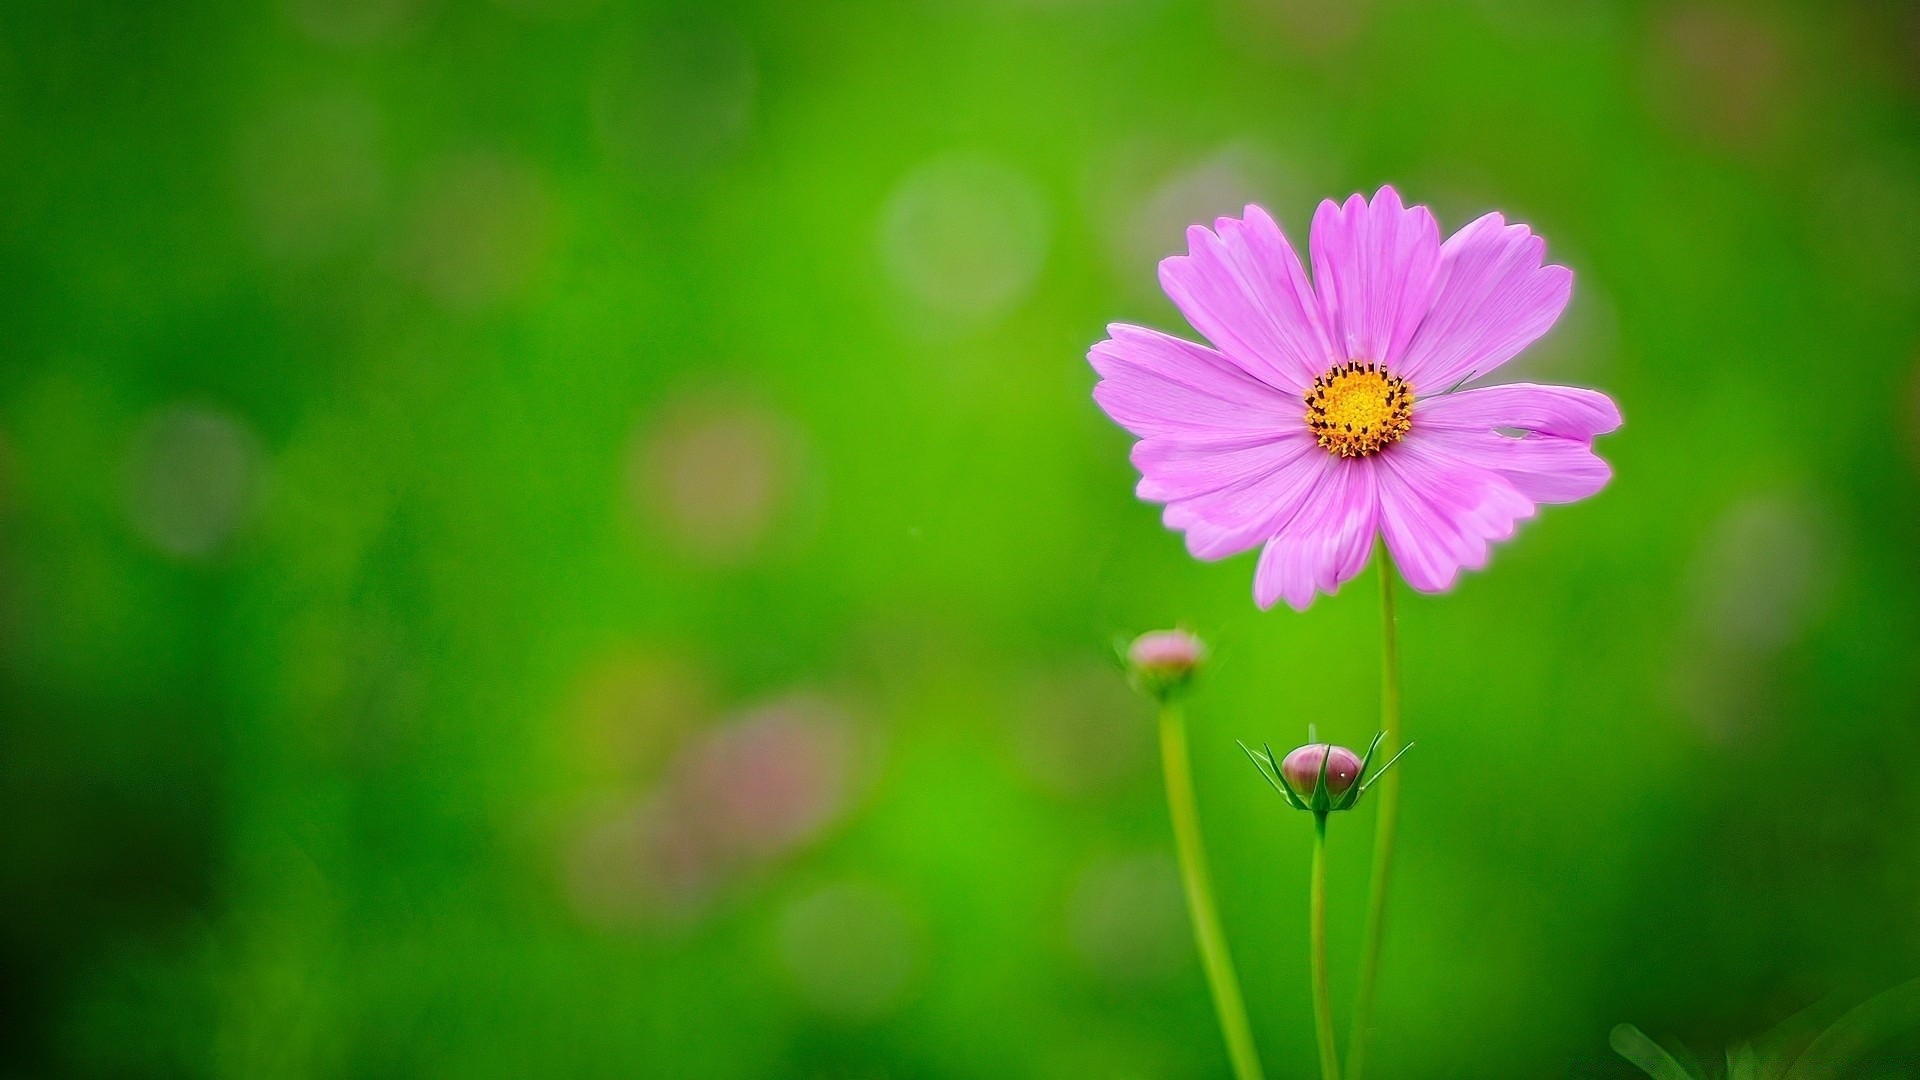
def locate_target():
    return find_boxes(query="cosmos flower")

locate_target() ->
[1090,186,1621,610]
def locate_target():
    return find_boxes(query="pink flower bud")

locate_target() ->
[1125,630,1205,699]
[1280,744,1362,798]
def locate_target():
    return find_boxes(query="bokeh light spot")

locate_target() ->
[1815,161,1920,303]
[1098,140,1297,297]
[1234,0,1371,58]
[565,796,717,929]
[401,152,551,311]
[283,0,428,46]
[1688,493,1835,655]
[679,694,853,860]
[630,391,807,565]
[491,0,604,17]
[560,691,856,931]
[879,154,1050,327]
[234,92,384,263]
[570,649,711,790]
[1672,493,1838,739]
[1647,6,1793,153]
[776,881,924,1022]
[1908,357,1920,471]
[592,23,757,175]
[1066,853,1187,986]
[1013,665,1152,797]
[124,404,265,560]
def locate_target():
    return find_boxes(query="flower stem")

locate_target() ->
[1159,701,1265,1080]
[1311,814,1342,1080]
[1346,537,1402,1080]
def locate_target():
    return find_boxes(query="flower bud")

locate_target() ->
[1243,732,1409,813]
[1125,629,1205,700]
[1280,744,1362,799]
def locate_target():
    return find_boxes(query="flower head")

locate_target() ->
[1089,187,1622,609]
[1280,743,1361,797]
[1124,628,1206,700]
[1242,732,1410,813]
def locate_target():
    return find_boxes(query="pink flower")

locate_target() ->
[1090,186,1621,610]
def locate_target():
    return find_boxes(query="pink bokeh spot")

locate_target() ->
[1090,186,1621,610]
[561,692,855,929]
[678,697,850,859]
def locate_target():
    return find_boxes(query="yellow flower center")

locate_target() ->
[1304,362,1413,458]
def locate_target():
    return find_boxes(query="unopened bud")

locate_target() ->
[1243,732,1409,814]
[1280,744,1362,799]
[1125,629,1205,700]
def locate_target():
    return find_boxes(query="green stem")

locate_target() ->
[1159,701,1265,1080]
[1311,815,1342,1080]
[1347,538,1402,1080]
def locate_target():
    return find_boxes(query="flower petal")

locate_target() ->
[1157,205,1334,394]
[1396,213,1573,394]
[1309,186,1441,368]
[1090,323,1300,440]
[1133,430,1310,502]
[1425,429,1613,504]
[1376,434,1535,593]
[1253,458,1379,611]
[1416,382,1621,440]
[1136,429,1326,560]
[1414,383,1620,504]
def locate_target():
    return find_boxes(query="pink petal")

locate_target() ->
[1158,205,1335,394]
[1253,458,1379,611]
[1395,213,1573,394]
[1416,382,1621,440]
[1133,430,1312,503]
[1309,186,1441,369]
[1424,428,1613,504]
[1137,429,1326,560]
[1090,323,1300,440]
[1415,383,1620,504]
[1375,433,1535,593]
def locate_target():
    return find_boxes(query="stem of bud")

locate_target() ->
[1158,701,1266,1080]
[1311,813,1342,1080]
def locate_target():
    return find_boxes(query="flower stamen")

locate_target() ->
[1304,362,1413,458]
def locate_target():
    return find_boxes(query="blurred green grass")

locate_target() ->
[3,0,1919,1076]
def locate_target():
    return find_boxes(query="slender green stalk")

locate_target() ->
[1346,538,1402,1080]
[1159,701,1265,1080]
[1310,815,1342,1080]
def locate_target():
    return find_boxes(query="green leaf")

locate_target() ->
[1725,1040,1759,1080]
[1781,976,1920,1080]
[1612,1023,1703,1080]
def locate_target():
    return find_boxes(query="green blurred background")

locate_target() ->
[4,0,1920,1076]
